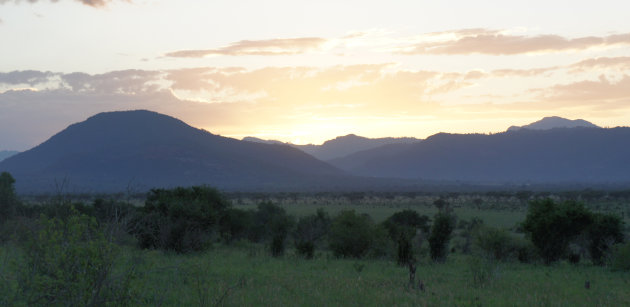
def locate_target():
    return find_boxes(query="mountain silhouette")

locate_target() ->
[333,127,630,184]
[0,110,347,193]
[0,150,18,162]
[507,116,599,131]
[245,134,420,161]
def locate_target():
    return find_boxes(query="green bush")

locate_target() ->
[293,209,330,259]
[429,212,455,262]
[0,172,18,223]
[587,213,624,265]
[382,210,430,265]
[329,210,374,258]
[611,242,630,271]
[474,226,517,261]
[522,199,624,264]
[133,186,230,253]
[17,209,132,306]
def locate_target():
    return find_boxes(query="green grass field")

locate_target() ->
[2,197,629,306]
[5,244,624,306]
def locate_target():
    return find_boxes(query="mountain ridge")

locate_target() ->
[0,110,348,193]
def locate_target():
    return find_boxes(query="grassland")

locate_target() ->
[2,193,629,306]
[4,243,628,306]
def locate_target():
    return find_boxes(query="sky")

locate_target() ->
[1,0,630,150]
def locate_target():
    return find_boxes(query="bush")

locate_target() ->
[293,209,330,259]
[587,213,624,265]
[329,210,374,258]
[0,172,18,223]
[429,212,455,262]
[244,201,293,257]
[611,242,630,271]
[219,208,254,244]
[17,209,133,306]
[382,210,430,265]
[522,199,624,264]
[474,226,518,261]
[133,186,230,253]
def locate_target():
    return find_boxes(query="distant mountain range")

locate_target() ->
[507,116,599,131]
[2,112,628,193]
[0,111,349,193]
[244,134,420,161]
[0,150,19,162]
[331,127,630,183]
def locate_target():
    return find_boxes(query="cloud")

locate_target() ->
[60,70,162,94]
[0,0,127,7]
[536,74,630,104]
[569,57,630,73]
[165,37,327,57]
[399,29,630,55]
[0,70,56,85]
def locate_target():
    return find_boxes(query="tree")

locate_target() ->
[250,201,294,257]
[329,210,374,258]
[0,172,18,221]
[294,209,331,259]
[382,210,430,265]
[522,198,623,265]
[428,211,455,262]
[522,199,592,264]
[133,186,230,253]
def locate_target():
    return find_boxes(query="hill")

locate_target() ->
[245,134,421,161]
[507,116,599,131]
[0,110,349,193]
[333,127,630,184]
[0,150,18,162]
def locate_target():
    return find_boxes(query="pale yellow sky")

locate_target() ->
[1,1,630,149]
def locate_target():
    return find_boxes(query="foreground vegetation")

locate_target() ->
[1,172,630,306]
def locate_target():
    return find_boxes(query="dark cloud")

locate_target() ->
[401,29,630,55]
[166,37,327,57]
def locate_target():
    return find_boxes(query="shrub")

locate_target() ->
[133,186,230,253]
[382,210,430,265]
[329,210,374,258]
[474,226,518,261]
[522,199,624,264]
[219,208,254,244]
[587,213,624,265]
[522,199,592,264]
[428,212,456,262]
[0,172,18,223]
[611,242,630,271]
[293,209,330,259]
[245,201,293,257]
[17,209,133,306]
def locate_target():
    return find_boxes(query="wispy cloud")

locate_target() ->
[0,0,127,7]
[399,29,630,55]
[165,37,327,58]
[569,56,630,73]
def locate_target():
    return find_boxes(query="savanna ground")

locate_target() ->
[1,191,630,306]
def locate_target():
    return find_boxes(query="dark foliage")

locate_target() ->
[0,172,18,222]
[522,199,624,264]
[429,212,455,262]
[382,210,430,265]
[132,186,230,253]
[250,201,294,257]
[329,210,374,258]
[294,209,331,259]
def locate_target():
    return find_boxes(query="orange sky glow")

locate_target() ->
[1,1,630,149]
